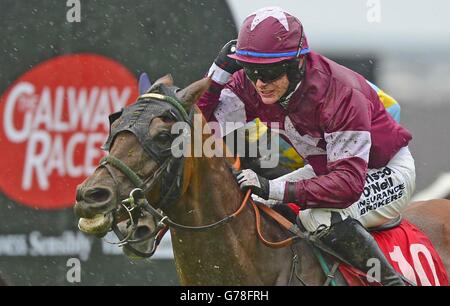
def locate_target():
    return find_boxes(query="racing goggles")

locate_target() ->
[240,62,289,84]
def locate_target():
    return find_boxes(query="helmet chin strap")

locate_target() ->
[278,57,306,109]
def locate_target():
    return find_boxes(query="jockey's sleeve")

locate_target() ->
[367,80,401,123]
[197,80,225,121]
[284,88,372,209]
[197,77,257,137]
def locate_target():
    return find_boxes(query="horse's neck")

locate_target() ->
[171,156,242,222]
[165,156,261,284]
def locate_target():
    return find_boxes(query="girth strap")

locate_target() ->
[253,201,353,266]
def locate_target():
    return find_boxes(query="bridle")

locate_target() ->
[98,92,261,257]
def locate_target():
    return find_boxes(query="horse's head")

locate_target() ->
[74,74,210,256]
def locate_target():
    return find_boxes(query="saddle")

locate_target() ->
[269,203,447,286]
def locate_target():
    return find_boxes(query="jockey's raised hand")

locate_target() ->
[208,39,242,85]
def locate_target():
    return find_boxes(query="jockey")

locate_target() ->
[198,6,415,285]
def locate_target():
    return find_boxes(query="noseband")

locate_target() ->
[99,92,190,257]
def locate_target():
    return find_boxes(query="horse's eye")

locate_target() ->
[160,114,176,123]
[155,132,173,145]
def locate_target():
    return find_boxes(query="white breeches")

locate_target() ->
[253,146,416,232]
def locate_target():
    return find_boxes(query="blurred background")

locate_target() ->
[0,0,449,285]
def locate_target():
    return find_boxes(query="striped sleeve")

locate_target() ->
[367,80,401,122]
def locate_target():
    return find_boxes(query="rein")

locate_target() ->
[115,186,301,250]
[133,187,252,232]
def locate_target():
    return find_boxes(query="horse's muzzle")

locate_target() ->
[74,185,116,218]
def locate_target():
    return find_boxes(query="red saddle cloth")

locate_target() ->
[287,204,448,286]
[339,219,448,286]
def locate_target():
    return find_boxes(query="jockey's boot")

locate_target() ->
[319,217,405,286]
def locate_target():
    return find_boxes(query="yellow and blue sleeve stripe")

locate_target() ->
[245,118,305,170]
[366,81,401,123]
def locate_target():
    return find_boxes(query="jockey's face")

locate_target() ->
[253,74,290,105]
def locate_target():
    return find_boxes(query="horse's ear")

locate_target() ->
[176,77,211,109]
[153,74,174,87]
[139,72,152,94]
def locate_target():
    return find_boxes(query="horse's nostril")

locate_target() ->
[83,187,113,204]
[135,225,151,240]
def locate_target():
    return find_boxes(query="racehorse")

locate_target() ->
[74,75,450,285]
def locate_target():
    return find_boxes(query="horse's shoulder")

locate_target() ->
[403,200,450,240]
[405,199,450,215]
